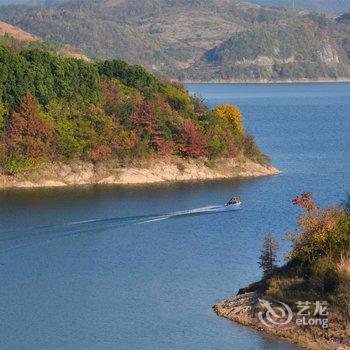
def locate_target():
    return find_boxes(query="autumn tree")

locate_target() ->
[6,93,54,163]
[112,128,138,158]
[287,192,347,264]
[258,234,279,277]
[181,119,207,158]
[292,192,318,212]
[213,104,244,135]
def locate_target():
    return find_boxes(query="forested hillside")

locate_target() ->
[0,37,265,174]
[0,0,349,81]
[191,12,350,81]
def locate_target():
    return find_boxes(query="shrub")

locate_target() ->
[4,153,42,174]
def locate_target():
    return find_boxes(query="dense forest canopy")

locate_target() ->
[0,37,266,173]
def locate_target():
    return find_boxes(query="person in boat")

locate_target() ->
[226,196,240,206]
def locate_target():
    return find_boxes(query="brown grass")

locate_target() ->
[0,21,39,41]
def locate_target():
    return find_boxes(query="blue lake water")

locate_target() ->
[1,83,349,349]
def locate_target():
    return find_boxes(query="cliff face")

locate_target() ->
[0,157,280,189]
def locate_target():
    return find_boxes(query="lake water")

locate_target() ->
[1,83,349,349]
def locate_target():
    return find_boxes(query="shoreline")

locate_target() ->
[213,286,350,350]
[183,78,350,84]
[0,157,281,190]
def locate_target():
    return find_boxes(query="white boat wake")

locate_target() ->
[0,203,241,250]
[138,204,241,224]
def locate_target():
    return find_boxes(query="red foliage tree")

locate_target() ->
[131,98,157,133]
[151,136,174,156]
[130,96,174,154]
[7,93,54,161]
[181,119,208,158]
[292,192,318,212]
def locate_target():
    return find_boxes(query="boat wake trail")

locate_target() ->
[138,204,241,224]
[0,204,241,250]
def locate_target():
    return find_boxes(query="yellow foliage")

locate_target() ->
[213,104,244,134]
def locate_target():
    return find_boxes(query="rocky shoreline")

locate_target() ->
[214,284,350,350]
[0,157,280,189]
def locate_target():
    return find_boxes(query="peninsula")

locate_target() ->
[0,36,278,189]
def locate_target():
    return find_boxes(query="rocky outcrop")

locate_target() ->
[213,280,265,323]
[319,43,339,64]
[0,157,280,189]
[213,291,261,320]
[214,284,350,350]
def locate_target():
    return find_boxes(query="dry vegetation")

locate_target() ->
[0,21,38,41]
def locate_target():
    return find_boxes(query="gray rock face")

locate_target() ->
[213,291,261,317]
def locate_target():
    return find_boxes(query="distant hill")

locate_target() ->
[0,20,38,41]
[0,0,59,5]
[189,11,350,81]
[0,20,89,61]
[1,0,349,13]
[246,0,350,14]
[0,0,349,82]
